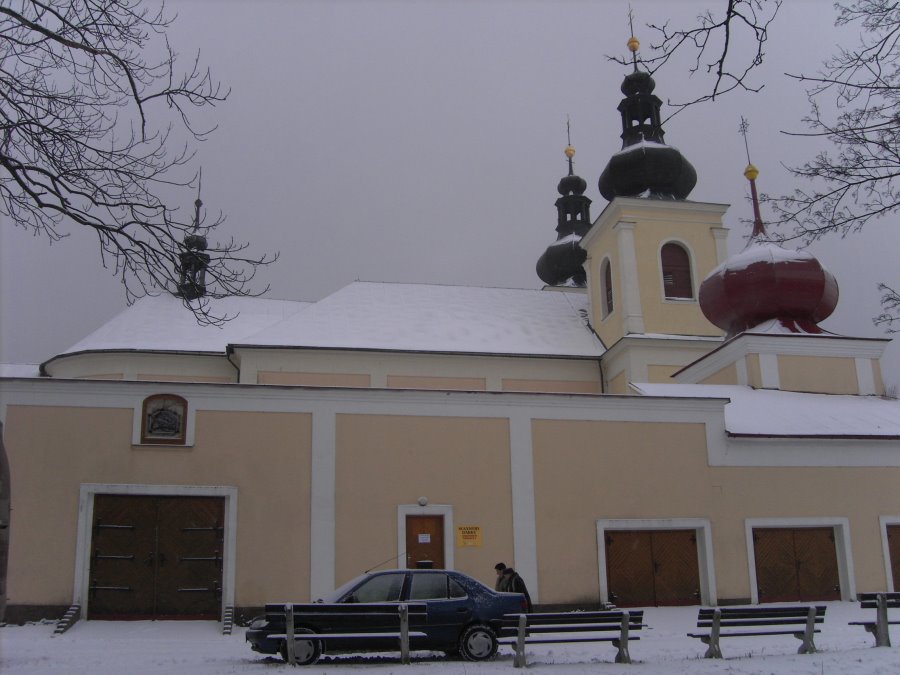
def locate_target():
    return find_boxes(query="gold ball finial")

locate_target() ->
[565,144,576,159]
[744,163,759,181]
[627,36,640,53]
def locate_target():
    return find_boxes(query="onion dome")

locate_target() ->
[597,37,696,201]
[699,163,839,338]
[536,142,591,286]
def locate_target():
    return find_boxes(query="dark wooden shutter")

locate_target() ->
[661,243,692,299]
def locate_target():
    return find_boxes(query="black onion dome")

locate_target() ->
[621,70,655,96]
[558,173,587,195]
[598,143,697,201]
[598,67,697,201]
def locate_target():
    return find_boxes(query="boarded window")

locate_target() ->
[661,243,692,299]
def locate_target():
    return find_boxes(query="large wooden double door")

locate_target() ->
[753,527,841,603]
[89,495,224,619]
[605,529,700,606]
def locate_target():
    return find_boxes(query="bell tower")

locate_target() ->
[579,34,729,392]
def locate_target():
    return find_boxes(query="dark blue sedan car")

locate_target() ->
[246,569,528,664]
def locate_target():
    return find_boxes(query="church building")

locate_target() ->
[1,41,899,628]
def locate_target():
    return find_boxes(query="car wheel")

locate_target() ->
[458,624,498,661]
[279,628,322,666]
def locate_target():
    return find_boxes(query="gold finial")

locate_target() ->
[565,145,575,159]
[627,36,640,53]
[744,163,759,181]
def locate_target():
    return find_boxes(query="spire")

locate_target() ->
[176,170,210,300]
[536,123,592,287]
[739,117,766,238]
[597,31,697,201]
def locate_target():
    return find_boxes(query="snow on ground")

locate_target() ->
[2,602,899,674]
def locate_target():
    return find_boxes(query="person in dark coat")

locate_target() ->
[494,562,532,612]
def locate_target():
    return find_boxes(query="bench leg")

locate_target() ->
[875,593,892,647]
[702,609,722,658]
[612,610,631,664]
[284,603,297,666]
[794,606,818,654]
[514,614,527,668]
[399,604,410,664]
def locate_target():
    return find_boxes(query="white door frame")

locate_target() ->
[596,518,717,606]
[74,483,238,620]
[398,504,454,570]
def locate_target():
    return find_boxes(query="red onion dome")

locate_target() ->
[699,241,839,338]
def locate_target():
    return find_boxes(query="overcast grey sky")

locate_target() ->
[1,0,898,386]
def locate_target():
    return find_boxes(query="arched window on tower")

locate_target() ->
[600,258,614,318]
[661,242,693,299]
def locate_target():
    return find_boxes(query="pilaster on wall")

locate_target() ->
[614,220,645,335]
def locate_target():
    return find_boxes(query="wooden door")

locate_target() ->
[889,525,900,590]
[652,530,701,605]
[155,497,224,618]
[754,527,840,603]
[405,515,444,569]
[89,495,224,619]
[605,529,699,606]
[606,531,655,607]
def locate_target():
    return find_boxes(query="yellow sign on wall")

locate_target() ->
[456,525,482,547]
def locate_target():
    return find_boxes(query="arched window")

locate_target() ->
[141,394,187,445]
[601,258,614,318]
[661,243,693,299]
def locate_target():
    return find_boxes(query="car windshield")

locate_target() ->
[321,573,370,603]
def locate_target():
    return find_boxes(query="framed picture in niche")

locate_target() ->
[141,394,187,445]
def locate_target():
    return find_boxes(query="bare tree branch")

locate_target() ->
[607,0,781,122]
[0,0,276,324]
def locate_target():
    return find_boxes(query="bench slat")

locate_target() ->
[268,631,428,640]
[499,635,641,645]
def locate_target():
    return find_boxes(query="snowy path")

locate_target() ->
[2,602,899,674]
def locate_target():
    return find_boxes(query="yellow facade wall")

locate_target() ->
[632,224,721,337]
[258,371,372,387]
[532,419,900,603]
[778,355,859,395]
[502,378,601,394]
[387,375,486,391]
[607,371,628,395]
[3,405,312,607]
[746,354,762,388]
[333,414,512,589]
[647,364,679,383]
[700,363,738,386]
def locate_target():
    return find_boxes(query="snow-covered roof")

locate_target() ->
[237,281,605,358]
[0,363,41,378]
[631,383,900,438]
[58,294,310,356]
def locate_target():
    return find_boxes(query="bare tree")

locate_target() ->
[608,1,782,121]
[0,0,275,322]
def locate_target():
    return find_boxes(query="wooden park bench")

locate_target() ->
[687,605,826,659]
[498,610,644,667]
[848,592,900,647]
[265,602,428,665]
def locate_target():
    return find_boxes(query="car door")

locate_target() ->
[407,572,472,648]
[334,571,408,651]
